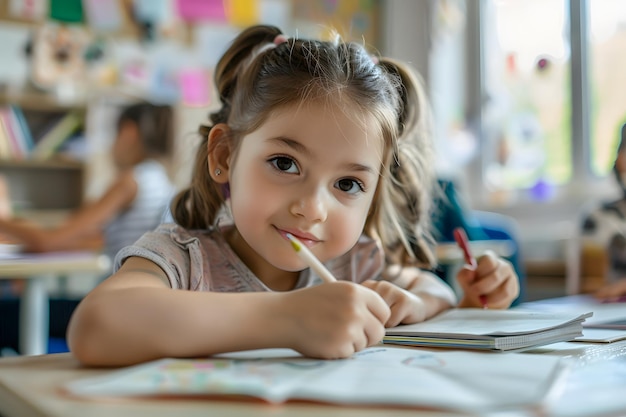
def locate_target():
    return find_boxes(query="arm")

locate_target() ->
[67,256,391,366]
[455,251,519,309]
[0,171,137,252]
[594,279,626,301]
[361,265,457,327]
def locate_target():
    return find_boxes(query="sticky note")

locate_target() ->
[176,0,227,22]
[225,0,259,27]
[179,68,211,107]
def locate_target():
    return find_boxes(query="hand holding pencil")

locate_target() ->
[283,233,392,358]
[453,227,520,310]
[286,233,336,283]
[453,227,486,308]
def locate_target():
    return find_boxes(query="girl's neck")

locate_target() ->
[223,226,299,291]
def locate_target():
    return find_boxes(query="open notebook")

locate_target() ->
[64,346,569,412]
[384,308,593,351]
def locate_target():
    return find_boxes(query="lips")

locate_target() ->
[276,227,320,247]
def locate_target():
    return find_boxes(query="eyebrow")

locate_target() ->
[268,136,377,175]
[269,136,310,156]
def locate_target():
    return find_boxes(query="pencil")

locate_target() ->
[285,233,336,283]
[453,227,487,308]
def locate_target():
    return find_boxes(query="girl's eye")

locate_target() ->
[269,156,299,174]
[336,178,365,195]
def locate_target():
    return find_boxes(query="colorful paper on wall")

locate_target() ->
[179,68,211,107]
[176,0,227,22]
[8,0,47,21]
[83,0,123,32]
[225,0,258,27]
[49,0,83,22]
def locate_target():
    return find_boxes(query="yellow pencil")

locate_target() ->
[286,233,336,283]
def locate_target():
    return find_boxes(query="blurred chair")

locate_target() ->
[569,200,616,295]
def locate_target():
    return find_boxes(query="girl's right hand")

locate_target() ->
[277,281,390,359]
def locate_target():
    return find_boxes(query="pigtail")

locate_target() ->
[374,57,437,268]
[172,25,283,230]
[170,133,218,229]
[212,25,282,125]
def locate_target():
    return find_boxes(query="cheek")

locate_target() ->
[326,196,374,254]
[228,165,281,219]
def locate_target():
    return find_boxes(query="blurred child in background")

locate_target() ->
[581,123,626,301]
[0,102,176,262]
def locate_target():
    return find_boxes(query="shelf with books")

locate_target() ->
[0,90,87,211]
[0,101,86,161]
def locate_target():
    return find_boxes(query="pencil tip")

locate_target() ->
[286,233,301,251]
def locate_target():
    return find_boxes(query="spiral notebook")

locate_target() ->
[384,308,593,351]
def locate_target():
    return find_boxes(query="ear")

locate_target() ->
[207,123,233,184]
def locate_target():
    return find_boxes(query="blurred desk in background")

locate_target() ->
[436,239,516,265]
[0,250,110,356]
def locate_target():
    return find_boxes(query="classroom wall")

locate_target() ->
[0,0,601,273]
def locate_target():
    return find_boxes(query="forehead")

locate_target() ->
[255,100,384,160]
[270,98,384,141]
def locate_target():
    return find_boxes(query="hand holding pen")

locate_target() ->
[453,227,487,308]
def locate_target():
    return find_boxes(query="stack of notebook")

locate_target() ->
[383,308,592,351]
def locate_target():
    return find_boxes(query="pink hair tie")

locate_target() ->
[273,34,288,46]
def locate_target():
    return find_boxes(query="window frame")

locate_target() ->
[465,0,616,217]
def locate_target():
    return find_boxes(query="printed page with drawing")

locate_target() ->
[64,346,568,412]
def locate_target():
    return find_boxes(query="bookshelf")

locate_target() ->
[0,89,86,211]
[0,159,83,210]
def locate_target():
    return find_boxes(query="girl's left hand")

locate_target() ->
[594,279,626,302]
[456,251,519,309]
[360,280,426,327]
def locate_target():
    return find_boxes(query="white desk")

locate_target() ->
[0,295,625,417]
[0,251,110,356]
[435,239,515,264]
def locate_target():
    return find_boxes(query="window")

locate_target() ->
[475,0,626,205]
[482,0,571,198]
[588,0,626,176]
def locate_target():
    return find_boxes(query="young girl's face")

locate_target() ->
[224,101,384,281]
[113,120,142,169]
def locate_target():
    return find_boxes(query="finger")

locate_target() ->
[363,287,391,324]
[385,307,404,328]
[351,334,368,353]
[472,260,514,296]
[483,276,519,308]
[360,279,377,290]
[364,315,386,347]
[385,295,413,327]
[455,265,477,288]
[474,252,499,277]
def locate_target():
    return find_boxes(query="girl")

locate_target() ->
[0,102,175,262]
[67,25,519,366]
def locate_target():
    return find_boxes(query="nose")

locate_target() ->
[290,185,329,223]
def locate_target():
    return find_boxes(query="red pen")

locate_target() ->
[453,227,487,308]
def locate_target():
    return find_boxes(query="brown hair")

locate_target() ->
[117,102,173,157]
[172,25,437,268]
